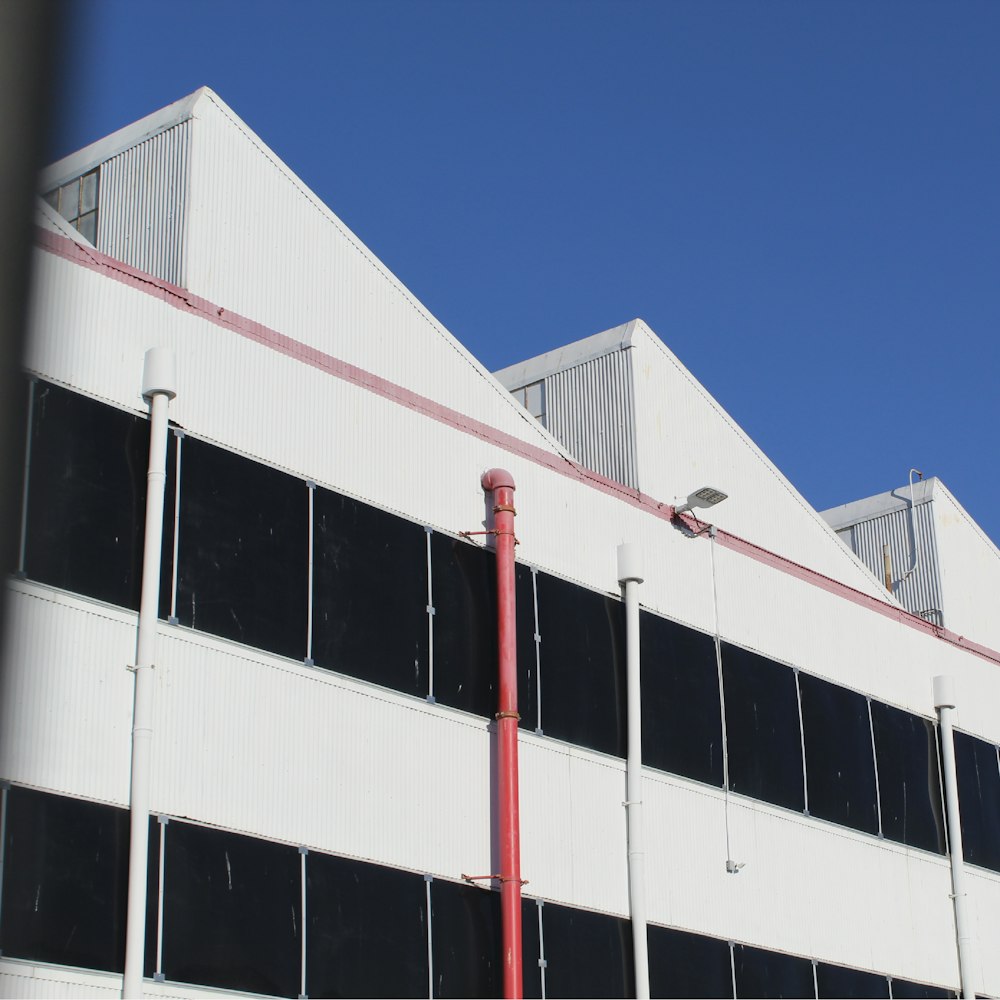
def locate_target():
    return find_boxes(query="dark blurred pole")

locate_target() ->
[0,1,58,638]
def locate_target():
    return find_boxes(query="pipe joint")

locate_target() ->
[481,467,516,493]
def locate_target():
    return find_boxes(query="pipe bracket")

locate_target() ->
[496,710,521,721]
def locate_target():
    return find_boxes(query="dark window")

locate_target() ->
[162,821,300,997]
[870,701,946,854]
[430,535,535,724]
[640,612,724,786]
[44,168,99,242]
[431,879,502,999]
[647,925,733,999]
[144,816,160,979]
[733,944,814,999]
[312,488,428,696]
[889,979,954,999]
[536,573,626,758]
[307,852,427,999]
[798,675,878,834]
[521,898,543,1000]
[24,380,174,613]
[954,731,1000,872]
[0,786,128,973]
[541,902,632,999]
[721,644,805,812]
[816,963,889,998]
[175,438,307,660]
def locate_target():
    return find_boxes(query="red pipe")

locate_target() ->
[481,468,523,1000]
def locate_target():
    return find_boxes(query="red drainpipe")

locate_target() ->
[481,468,523,999]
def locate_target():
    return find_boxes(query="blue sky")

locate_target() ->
[51,1,1000,543]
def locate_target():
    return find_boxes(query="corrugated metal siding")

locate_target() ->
[96,120,190,287]
[842,502,945,625]
[544,348,638,489]
[643,772,959,987]
[0,587,133,806]
[182,97,558,454]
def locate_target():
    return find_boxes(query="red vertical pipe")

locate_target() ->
[481,468,523,1000]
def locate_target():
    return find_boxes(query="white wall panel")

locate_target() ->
[642,771,962,990]
[183,95,558,455]
[934,484,1000,651]
[629,322,889,600]
[0,586,133,805]
[969,867,1000,994]
[0,958,266,999]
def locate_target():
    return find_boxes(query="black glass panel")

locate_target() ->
[870,701,946,854]
[307,852,427,999]
[640,612,724,786]
[816,963,889,998]
[722,645,805,812]
[536,573,626,758]
[24,380,175,613]
[144,816,160,978]
[522,898,543,1000]
[0,786,128,973]
[890,979,953,999]
[312,488,427,695]
[7,374,30,575]
[648,925,733,999]
[431,534,535,722]
[162,820,300,997]
[431,879,502,999]
[517,566,539,733]
[733,944,814,999]
[175,437,307,660]
[542,901,632,999]
[799,675,878,834]
[954,731,1000,872]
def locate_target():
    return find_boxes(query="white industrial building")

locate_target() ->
[2,87,999,999]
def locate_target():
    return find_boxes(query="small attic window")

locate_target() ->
[44,168,99,244]
[511,380,546,425]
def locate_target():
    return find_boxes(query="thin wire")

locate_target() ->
[710,528,734,865]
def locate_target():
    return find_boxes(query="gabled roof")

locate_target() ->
[497,318,893,599]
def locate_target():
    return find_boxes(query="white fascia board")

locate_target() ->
[492,319,637,389]
[820,478,939,532]
[38,87,209,191]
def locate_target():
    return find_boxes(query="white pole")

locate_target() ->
[123,348,176,999]
[618,543,649,1000]
[934,675,976,1000]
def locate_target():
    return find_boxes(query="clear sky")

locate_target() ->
[50,1,1000,544]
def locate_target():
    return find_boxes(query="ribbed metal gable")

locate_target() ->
[839,500,945,625]
[545,347,638,489]
[96,120,191,287]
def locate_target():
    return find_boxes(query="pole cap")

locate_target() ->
[142,347,177,400]
[617,542,644,584]
[933,674,956,709]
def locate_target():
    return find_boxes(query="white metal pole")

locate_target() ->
[934,675,976,1000]
[618,543,649,1000]
[123,348,176,1000]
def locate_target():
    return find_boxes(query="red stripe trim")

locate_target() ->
[34,228,1000,668]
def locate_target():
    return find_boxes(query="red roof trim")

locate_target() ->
[34,228,1000,667]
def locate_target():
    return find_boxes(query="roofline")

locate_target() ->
[492,319,638,389]
[38,87,212,192]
